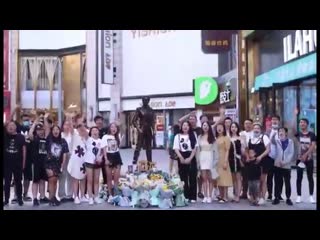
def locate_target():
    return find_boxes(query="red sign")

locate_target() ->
[201,30,238,54]
[3,30,9,90]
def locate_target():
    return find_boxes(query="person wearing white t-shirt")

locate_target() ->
[239,119,253,199]
[101,123,123,203]
[173,120,198,203]
[265,115,281,201]
[247,123,271,205]
[84,127,104,205]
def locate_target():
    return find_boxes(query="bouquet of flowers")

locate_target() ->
[158,185,174,209]
[130,191,139,208]
[138,190,151,208]
[149,186,161,206]
[99,184,108,201]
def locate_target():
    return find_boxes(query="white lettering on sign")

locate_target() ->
[283,30,317,63]
[103,30,113,84]
[139,100,176,109]
[220,89,231,104]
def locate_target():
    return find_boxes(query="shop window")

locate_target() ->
[283,86,298,132]
[299,79,316,133]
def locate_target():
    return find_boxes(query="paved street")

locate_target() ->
[4,149,317,210]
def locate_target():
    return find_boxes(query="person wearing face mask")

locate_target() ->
[11,114,33,204]
[265,115,282,202]
[247,123,271,205]
[272,127,294,206]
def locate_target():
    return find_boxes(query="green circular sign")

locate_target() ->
[194,77,218,105]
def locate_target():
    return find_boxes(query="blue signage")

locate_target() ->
[254,53,316,91]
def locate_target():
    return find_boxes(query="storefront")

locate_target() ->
[121,96,195,148]
[252,30,317,133]
[250,30,317,171]
[195,69,239,123]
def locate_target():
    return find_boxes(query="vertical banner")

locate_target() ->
[101,30,114,84]
[3,30,9,90]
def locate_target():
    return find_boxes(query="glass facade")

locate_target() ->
[299,78,317,133]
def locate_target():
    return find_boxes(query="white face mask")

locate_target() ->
[272,124,279,129]
[253,132,260,138]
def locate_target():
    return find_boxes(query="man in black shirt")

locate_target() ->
[4,121,26,206]
[295,118,316,204]
[12,114,33,203]
[94,115,108,185]
[188,114,203,199]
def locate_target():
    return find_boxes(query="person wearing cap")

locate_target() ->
[246,122,271,205]
[29,123,50,206]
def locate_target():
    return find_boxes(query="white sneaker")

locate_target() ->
[202,197,208,203]
[81,196,89,203]
[107,195,113,203]
[258,198,265,205]
[89,198,94,205]
[296,196,302,203]
[309,196,316,204]
[190,200,196,203]
[74,197,81,205]
[207,197,212,203]
[94,197,103,204]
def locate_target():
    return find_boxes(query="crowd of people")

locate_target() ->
[3,108,123,207]
[3,106,317,208]
[168,109,316,206]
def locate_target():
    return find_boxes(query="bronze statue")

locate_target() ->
[132,96,155,164]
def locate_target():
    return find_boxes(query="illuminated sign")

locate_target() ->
[194,77,219,105]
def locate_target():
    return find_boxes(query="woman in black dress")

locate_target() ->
[45,125,69,206]
[229,122,245,202]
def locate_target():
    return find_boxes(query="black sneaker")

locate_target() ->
[272,199,280,205]
[267,195,273,201]
[240,194,248,199]
[66,197,74,202]
[53,197,61,206]
[23,194,32,202]
[40,197,50,204]
[279,196,284,201]
[60,198,68,203]
[33,199,40,206]
[198,192,204,199]
[286,199,293,206]
[3,200,9,206]
[18,199,24,206]
[11,198,17,204]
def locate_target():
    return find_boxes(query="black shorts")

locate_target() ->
[44,160,61,177]
[23,158,33,181]
[32,160,47,183]
[260,156,274,174]
[85,162,101,169]
[106,152,123,168]
[229,157,242,173]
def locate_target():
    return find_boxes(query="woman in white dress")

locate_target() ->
[197,121,218,203]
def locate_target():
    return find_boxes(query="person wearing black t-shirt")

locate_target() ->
[94,115,108,185]
[3,121,26,206]
[29,123,50,206]
[188,114,204,200]
[295,118,316,204]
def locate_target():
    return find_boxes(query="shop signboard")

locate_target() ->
[194,77,219,105]
[201,30,237,54]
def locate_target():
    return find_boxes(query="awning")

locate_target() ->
[254,53,316,91]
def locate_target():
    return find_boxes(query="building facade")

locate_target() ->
[86,30,219,148]
[243,30,317,170]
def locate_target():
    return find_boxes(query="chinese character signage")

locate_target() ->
[201,30,237,54]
